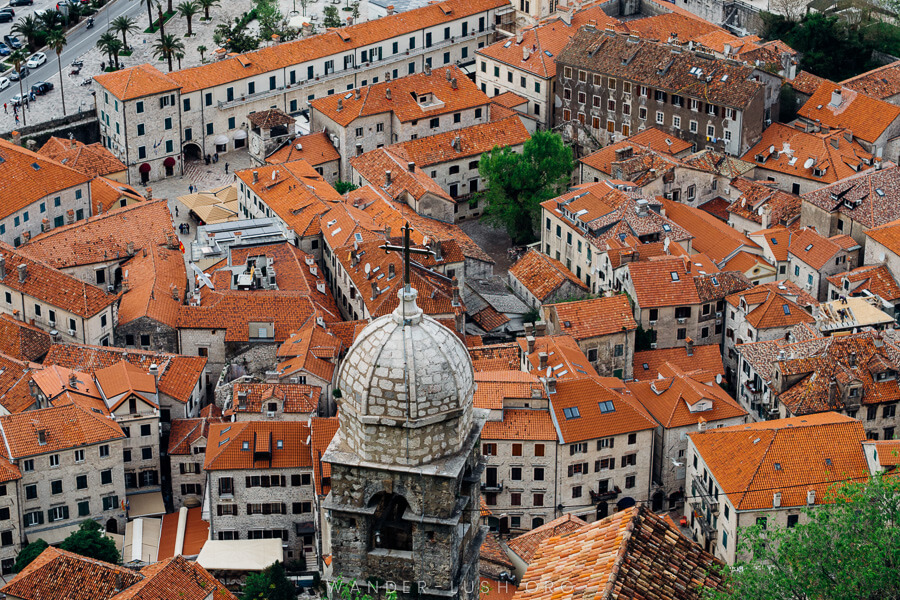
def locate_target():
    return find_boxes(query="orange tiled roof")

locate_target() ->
[727,177,801,227]
[351,147,452,202]
[311,416,339,495]
[633,344,724,380]
[867,440,900,467]
[474,370,545,410]
[509,249,588,303]
[94,63,180,100]
[661,199,759,264]
[165,0,507,94]
[804,163,900,230]
[798,82,900,144]
[37,137,126,178]
[689,412,870,510]
[679,149,755,178]
[550,377,657,444]
[0,313,51,362]
[579,140,679,182]
[491,91,528,108]
[622,11,718,43]
[628,256,701,309]
[0,138,92,222]
[480,531,515,574]
[94,360,157,408]
[43,343,206,404]
[167,413,224,455]
[545,295,636,340]
[749,225,791,262]
[311,65,488,127]
[790,70,826,96]
[506,514,586,564]
[514,505,725,600]
[826,264,900,302]
[519,335,599,382]
[266,132,340,166]
[482,408,556,441]
[386,115,529,167]
[204,421,313,470]
[469,342,520,371]
[477,2,619,79]
[0,404,124,458]
[471,305,510,332]
[327,319,368,349]
[90,176,145,213]
[721,252,772,278]
[228,382,320,416]
[787,226,849,270]
[626,126,693,155]
[0,353,38,414]
[741,123,873,184]
[125,556,237,600]
[726,282,815,330]
[842,60,900,100]
[157,507,209,560]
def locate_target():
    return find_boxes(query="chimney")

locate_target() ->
[252,170,259,184]
[354,88,361,100]
[127,241,135,255]
[386,3,394,13]
[238,390,248,409]
[523,46,530,61]
[388,263,395,279]
[538,352,548,369]
[516,30,523,44]
[849,351,857,367]
[723,43,731,55]
[149,364,159,382]
[37,429,46,445]
[526,335,535,354]
[371,281,379,300]
[830,88,842,107]
[408,162,415,173]
[385,170,392,185]
[424,63,431,76]
[171,286,179,301]
[0,254,5,280]
[828,378,836,404]
[385,225,391,238]
[432,238,442,260]
[807,489,816,504]
[17,264,26,283]
[337,98,343,111]
[446,68,452,81]
[351,252,359,268]
[386,87,392,100]
[69,373,77,388]
[451,276,460,306]
[686,336,694,357]
[451,78,458,90]
[773,492,782,508]
[546,377,557,394]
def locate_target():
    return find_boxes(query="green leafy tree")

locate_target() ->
[12,15,42,51]
[110,15,138,49]
[351,1,360,20]
[153,33,185,72]
[198,0,220,19]
[255,0,285,40]
[242,561,295,600]
[710,474,900,600]
[177,0,200,36]
[322,4,341,27]
[477,130,573,245]
[14,539,48,573]
[46,29,67,116]
[213,17,260,53]
[9,47,28,125]
[333,180,358,194]
[59,520,120,564]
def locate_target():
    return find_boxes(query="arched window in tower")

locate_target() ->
[369,492,413,551]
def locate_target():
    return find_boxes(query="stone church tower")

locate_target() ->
[322,286,486,599]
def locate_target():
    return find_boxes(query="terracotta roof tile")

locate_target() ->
[156,508,209,559]
[37,137,126,178]
[123,556,237,600]
[311,416,339,495]
[471,305,510,332]
[579,141,679,183]
[804,163,900,229]
[798,82,900,144]
[469,342,520,371]
[515,505,725,600]
[689,412,870,510]
[626,126,693,155]
[867,440,900,466]
[742,123,873,184]
[474,370,545,410]
[480,531,514,575]
[826,264,900,302]
[633,344,724,380]
[787,226,845,270]
[0,353,40,414]
[94,63,179,100]
[482,408,557,441]
[728,178,801,227]
[0,404,124,457]
[842,60,900,100]
[662,199,759,264]
[227,382,320,416]
[693,270,752,302]
[204,421,313,470]
[519,335,599,383]
[43,343,206,404]
[509,249,588,303]
[628,256,701,308]
[790,70,826,96]
[351,147,452,202]
[386,115,529,167]
[726,282,815,329]
[551,377,657,443]
[622,11,718,42]
[0,313,51,362]
[266,132,340,166]
[544,295,636,339]
[507,514,586,563]
[491,91,528,108]
[680,150,755,178]
[698,197,731,222]
[90,177,145,213]
[311,65,488,127]
[167,413,224,455]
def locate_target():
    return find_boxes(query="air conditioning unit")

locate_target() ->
[266,411,276,417]
[716,312,722,318]
[68,328,76,336]
[650,343,658,349]
[677,318,687,324]
[107,285,114,293]
[649,320,657,326]
[49,319,56,328]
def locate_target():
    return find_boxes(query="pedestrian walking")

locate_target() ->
[14,114,19,124]
[175,206,179,217]
[3,103,6,114]
[224,162,229,174]
[213,153,218,163]
[188,184,193,194]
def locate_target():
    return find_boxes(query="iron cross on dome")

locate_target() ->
[379,222,434,289]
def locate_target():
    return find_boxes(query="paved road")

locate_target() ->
[0,0,144,116]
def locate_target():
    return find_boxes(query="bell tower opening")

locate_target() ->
[369,492,413,551]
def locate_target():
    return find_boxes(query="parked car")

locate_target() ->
[31,81,52,95]
[0,8,15,16]
[8,65,29,81]
[0,43,10,57]
[26,52,46,68]
[3,36,22,50]
[0,11,13,23]
[10,93,25,106]
[9,0,33,6]
[0,77,9,91]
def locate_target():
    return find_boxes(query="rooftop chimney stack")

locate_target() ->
[516,30,523,44]
[546,377,556,394]
[253,170,259,183]
[371,281,379,300]
[337,98,343,111]
[386,87,391,99]
[388,263,395,279]
[830,88,842,107]
[354,88,361,100]
[17,264,26,283]
[686,337,694,357]
[451,276,460,306]
[538,352,548,370]
[385,170,392,185]
[526,335,535,354]
[451,78,458,90]
[0,254,5,280]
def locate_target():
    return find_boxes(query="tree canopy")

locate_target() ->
[711,474,900,600]
[14,539,48,573]
[59,519,121,565]
[242,561,296,600]
[477,130,574,245]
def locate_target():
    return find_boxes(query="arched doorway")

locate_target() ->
[651,491,664,512]
[106,518,118,534]
[183,142,202,160]
[163,156,176,177]
[368,492,412,551]
[596,502,609,520]
[139,163,151,185]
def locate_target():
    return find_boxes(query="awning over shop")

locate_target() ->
[214,135,229,145]
[233,129,248,140]
[197,539,283,571]
[139,163,151,173]
[163,156,176,167]
[25,523,80,546]
[123,517,162,564]
[127,491,166,518]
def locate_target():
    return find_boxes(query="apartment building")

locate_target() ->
[825,264,900,317]
[93,0,509,183]
[555,27,773,157]
[786,227,860,301]
[686,413,870,563]
[726,178,801,237]
[168,405,224,509]
[205,421,319,566]
[0,139,93,248]
[0,457,20,577]
[508,249,589,309]
[312,65,492,181]
[226,383,321,421]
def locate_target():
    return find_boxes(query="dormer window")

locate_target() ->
[848,387,860,398]
[37,430,46,445]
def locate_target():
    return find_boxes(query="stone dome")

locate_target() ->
[336,286,475,466]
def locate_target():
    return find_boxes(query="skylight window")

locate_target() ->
[876,188,885,197]
[805,244,813,251]
[642,363,649,370]
[563,407,580,419]
[598,400,615,413]
[242,441,250,450]
[503,40,512,48]
[774,462,782,470]
[671,272,680,281]
[354,232,364,242]
[712,276,719,286]
[783,304,791,315]
[771,237,778,245]
[662,223,671,231]
[31,162,40,170]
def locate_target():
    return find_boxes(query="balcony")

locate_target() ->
[693,474,718,513]
[690,501,716,538]
[481,480,503,492]
[590,486,620,503]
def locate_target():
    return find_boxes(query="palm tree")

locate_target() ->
[175,50,184,70]
[110,15,138,50]
[145,0,154,31]
[197,0,219,20]
[12,15,41,51]
[176,0,199,36]
[96,32,120,68]
[37,9,63,33]
[197,44,207,62]
[46,29,67,116]
[153,33,184,72]
[9,47,28,126]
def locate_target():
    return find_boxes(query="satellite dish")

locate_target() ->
[715,374,723,385]
[364,263,371,275]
